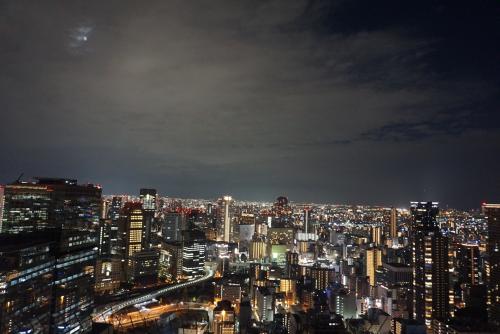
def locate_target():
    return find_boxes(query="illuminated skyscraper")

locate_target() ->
[456,243,480,286]
[371,226,383,246]
[36,178,101,230]
[1,178,102,233]
[182,229,206,279]
[1,182,51,233]
[107,196,123,221]
[250,234,267,261]
[482,203,500,325]
[97,218,112,257]
[310,264,336,290]
[410,202,449,330]
[366,247,383,286]
[139,188,156,249]
[304,208,311,234]
[390,207,398,239]
[221,195,233,242]
[0,185,5,231]
[122,202,144,280]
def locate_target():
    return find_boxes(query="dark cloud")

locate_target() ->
[0,0,499,208]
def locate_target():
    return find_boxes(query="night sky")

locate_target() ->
[1,0,499,209]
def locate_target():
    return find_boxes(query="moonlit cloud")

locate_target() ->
[68,24,93,53]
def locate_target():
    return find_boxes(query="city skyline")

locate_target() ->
[1,175,499,333]
[1,0,499,209]
[0,174,495,210]
[1,1,500,333]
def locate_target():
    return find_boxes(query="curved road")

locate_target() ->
[93,266,215,323]
[107,302,211,329]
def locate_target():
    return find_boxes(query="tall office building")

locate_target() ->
[237,213,255,250]
[122,202,144,278]
[1,182,52,233]
[97,219,112,257]
[255,287,274,322]
[127,249,160,284]
[182,229,207,279]
[37,178,101,230]
[304,208,311,234]
[0,233,55,334]
[160,241,183,281]
[107,196,123,221]
[0,229,97,334]
[482,203,500,325]
[366,247,383,286]
[411,202,449,330]
[250,234,267,261]
[139,188,156,249]
[161,212,185,242]
[51,229,97,334]
[1,178,101,233]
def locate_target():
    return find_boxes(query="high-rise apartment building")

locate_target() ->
[456,243,480,286]
[411,202,449,330]
[220,196,233,242]
[372,226,383,246]
[0,185,4,231]
[310,264,336,290]
[213,300,235,334]
[482,203,500,325]
[390,207,398,239]
[366,247,383,286]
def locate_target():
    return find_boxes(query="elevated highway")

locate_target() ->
[93,265,215,323]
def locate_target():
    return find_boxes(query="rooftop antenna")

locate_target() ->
[15,172,24,183]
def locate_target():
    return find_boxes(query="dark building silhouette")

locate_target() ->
[483,203,500,325]
[410,202,449,330]
[1,177,101,233]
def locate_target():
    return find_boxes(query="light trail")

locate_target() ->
[93,266,215,323]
